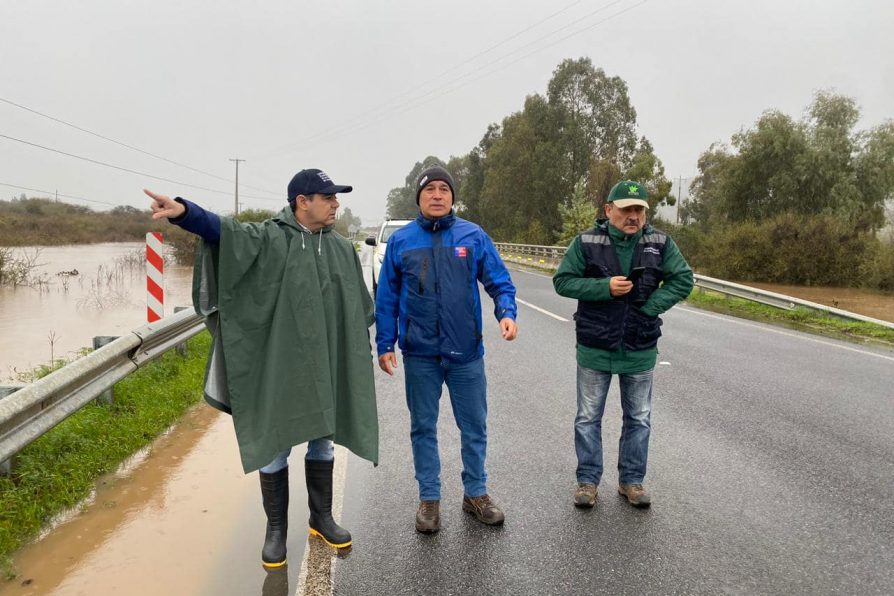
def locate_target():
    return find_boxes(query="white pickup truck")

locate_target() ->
[364,219,413,296]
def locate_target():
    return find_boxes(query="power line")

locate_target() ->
[274,0,647,150]
[0,133,282,202]
[257,0,641,155]
[253,0,592,159]
[0,96,282,198]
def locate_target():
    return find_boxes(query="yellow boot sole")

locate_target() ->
[308,527,352,549]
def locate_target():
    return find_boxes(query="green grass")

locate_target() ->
[685,288,894,345]
[0,332,211,580]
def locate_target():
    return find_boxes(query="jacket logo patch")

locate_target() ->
[454,246,468,257]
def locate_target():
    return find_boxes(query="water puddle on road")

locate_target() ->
[1,405,306,596]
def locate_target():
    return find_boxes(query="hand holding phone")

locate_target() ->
[625,267,646,283]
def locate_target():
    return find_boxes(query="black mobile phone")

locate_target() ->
[626,267,646,283]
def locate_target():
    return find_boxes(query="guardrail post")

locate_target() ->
[174,307,191,356]
[92,336,118,404]
[0,385,24,475]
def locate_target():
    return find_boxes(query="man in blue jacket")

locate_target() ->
[375,165,518,534]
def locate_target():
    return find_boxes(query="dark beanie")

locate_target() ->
[415,165,455,204]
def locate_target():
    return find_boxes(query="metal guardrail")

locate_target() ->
[495,242,894,330]
[495,242,565,268]
[692,274,894,328]
[0,308,206,466]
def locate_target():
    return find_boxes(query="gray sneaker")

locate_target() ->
[618,483,651,508]
[574,482,598,508]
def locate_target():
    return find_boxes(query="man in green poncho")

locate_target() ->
[144,167,378,568]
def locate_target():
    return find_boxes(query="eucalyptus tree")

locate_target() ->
[687,91,894,232]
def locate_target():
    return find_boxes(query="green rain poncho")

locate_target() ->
[192,207,378,473]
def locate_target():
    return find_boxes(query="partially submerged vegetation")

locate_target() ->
[0,333,210,580]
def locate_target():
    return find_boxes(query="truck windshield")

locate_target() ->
[381,223,407,243]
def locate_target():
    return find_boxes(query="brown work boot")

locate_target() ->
[573,482,598,508]
[462,494,505,526]
[618,483,651,508]
[415,500,441,533]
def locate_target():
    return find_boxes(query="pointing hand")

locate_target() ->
[144,188,185,220]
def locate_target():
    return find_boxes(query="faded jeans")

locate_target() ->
[575,365,654,486]
[404,356,488,501]
[259,439,334,474]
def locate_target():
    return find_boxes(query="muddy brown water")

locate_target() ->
[2,405,309,596]
[0,244,193,381]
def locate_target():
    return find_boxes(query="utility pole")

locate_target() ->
[229,158,245,216]
[676,176,682,224]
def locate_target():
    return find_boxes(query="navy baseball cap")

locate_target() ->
[287,168,353,200]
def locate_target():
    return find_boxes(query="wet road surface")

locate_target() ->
[335,268,894,595]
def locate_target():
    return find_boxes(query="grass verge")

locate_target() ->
[685,288,894,346]
[0,332,210,580]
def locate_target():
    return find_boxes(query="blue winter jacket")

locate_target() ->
[375,211,517,363]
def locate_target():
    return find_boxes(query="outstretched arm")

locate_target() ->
[144,188,221,243]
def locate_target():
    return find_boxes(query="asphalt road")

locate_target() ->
[334,266,894,596]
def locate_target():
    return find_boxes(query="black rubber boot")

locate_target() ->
[259,467,289,568]
[305,458,352,548]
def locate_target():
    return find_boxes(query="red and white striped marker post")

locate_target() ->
[146,232,164,322]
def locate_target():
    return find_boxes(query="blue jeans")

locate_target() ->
[258,439,334,474]
[404,356,488,500]
[575,365,654,486]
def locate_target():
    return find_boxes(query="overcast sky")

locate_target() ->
[1,0,892,228]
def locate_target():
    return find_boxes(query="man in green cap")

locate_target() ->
[553,180,693,509]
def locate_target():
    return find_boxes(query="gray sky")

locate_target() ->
[1,0,892,228]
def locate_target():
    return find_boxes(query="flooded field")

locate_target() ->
[743,281,894,323]
[0,243,193,381]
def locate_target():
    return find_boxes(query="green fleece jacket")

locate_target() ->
[553,220,693,373]
[193,207,378,473]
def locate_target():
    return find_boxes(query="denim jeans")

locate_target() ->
[575,365,654,485]
[258,438,334,474]
[404,356,488,500]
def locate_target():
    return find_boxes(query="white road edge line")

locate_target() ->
[509,267,553,279]
[678,306,894,362]
[516,298,570,322]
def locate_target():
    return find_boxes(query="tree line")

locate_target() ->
[385,58,894,291]
[0,195,363,265]
[0,198,154,246]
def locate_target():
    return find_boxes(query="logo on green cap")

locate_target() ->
[628,184,639,195]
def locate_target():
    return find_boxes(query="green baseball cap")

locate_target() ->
[607,180,649,209]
